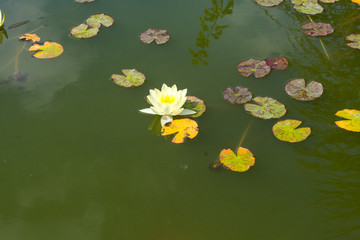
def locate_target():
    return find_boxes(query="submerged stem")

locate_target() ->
[307,15,330,61]
[0,42,26,73]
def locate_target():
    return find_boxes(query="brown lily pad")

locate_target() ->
[285,79,323,101]
[140,28,170,45]
[244,96,286,119]
[346,34,360,49]
[301,22,334,36]
[237,59,271,78]
[223,86,252,104]
[265,56,289,70]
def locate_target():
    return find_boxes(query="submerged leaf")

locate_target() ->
[161,118,199,143]
[346,34,360,49]
[301,22,334,36]
[19,33,40,43]
[237,59,271,78]
[140,28,170,45]
[335,109,360,132]
[244,96,286,119]
[219,147,255,172]
[272,119,311,142]
[71,24,99,39]
[183,96,206,118]
[86,14,114,28]
[265,56,288,70]
[111,69,145,87]
[285,79,323,101]
[28,41,63,59]
[254,0,284,7]
[223,86,252,104]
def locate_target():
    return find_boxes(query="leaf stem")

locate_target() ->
[307,15,330,61]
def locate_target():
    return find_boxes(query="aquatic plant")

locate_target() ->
[111,69,145,88]
[161,118,199,143]
[28,41,64,59]
[219,147,255,172]
[0,10,5,27]
[140,28,170,45]
[272,119,311,143]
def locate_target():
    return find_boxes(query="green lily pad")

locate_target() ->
[254,0,284,7]
[237,59,271,78]
[182,96,206,118]
[86,14,114,28]
[223,87,252,104]
[292,0,323,15]
[71,24,99,39]
[346,34,360,49]
[265,56,288,70]
[28,41,64,59]
[285,79,323,101]
[244,96,286,119]
[219,147,255,172]
[140,28,170,45]
[111,69,145,87]
[272,119,311,143]
[301,22,334,36]
[335,109,360,132]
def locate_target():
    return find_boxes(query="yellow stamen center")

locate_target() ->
[160,94,175,103]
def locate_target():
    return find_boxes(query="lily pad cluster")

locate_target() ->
[71,14,114,39]
[237,56,288,78]
[140,28,170,45]
[19,33,63,59]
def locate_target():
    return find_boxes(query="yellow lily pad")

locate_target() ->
[28,41,64,59]
[161,118,199,144]
[219,147,255,172]
[335,109,360,132]
[272,119,311,142]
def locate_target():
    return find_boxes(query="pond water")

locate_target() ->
[0,0,359,239]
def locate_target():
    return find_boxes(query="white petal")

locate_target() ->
[161,115,173,126]
[161,83,169,92]
[171,84,177,92]
[181,89,187,98]
[161,103,173,115]
[171,108,184,116]
[139,108,157,115]
[178,109,197,115]
[150,106,164,115]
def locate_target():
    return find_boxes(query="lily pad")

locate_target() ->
[76,0,95,2]
[335,109,360,132]
[140,28,170,45]
[272,119,311,143]
[19,33,40,43]
[182,96,206,118]
[237,59,271,78]
[254,0,284,6]
[161,118,199,143]
[346,34,360,49]
[244,96,286,119]
[86,14,114,28]
[28,41,63,59]
[223,86,252,104]
[293,0,323,15]
[319,0,338,2]
[301,22,334,36]
[265,56,288,70]
[111,69,145,88]
[219,147,255,172]
[285,79,323,101]
[71,24,99,39]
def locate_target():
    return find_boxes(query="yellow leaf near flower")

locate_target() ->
[161,118,198,143]
[19,33,40,43]
[351,0,360,4]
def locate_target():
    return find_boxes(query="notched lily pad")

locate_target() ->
[335,109,360,132]
[301,22,334,36]
[86,14,114,28]
[223,86,252,104]
[346,34,360,49]
[254,0,284,6]
[285,79,323,101]
[237,59,271,78]
[183,96,206,118]
[273,119,311,142]
[71,24,99,39]
[111,69,145,87]
[161,118,199,143]
[244,96,286,119]
[265,56,288,70]
[219,147,255,172]
[293,0,323,15]
[140,28,170,45]
[19,33,40,43]
[28,41,63,59]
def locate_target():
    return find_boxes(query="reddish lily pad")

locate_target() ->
[28,41,63,59]
[292,0,323,15]
[223,87,252,104]
[219,147,255,172]
[301,22,334,36]
[161,118,199,143]
[244,96,286,119]
[140,28,170,45]
[182,96,206,118]
[19,33,40,43]
[71,24,99,39]
[265,56,288,70]
[76,0,95,2]
[285,79,323,101]
[335,109,360,132]
[86,14,114,28]
[346,34,360,49]
[273,119,311,143]
[111,69,145,87]
[254,0,284,7]
[237,59,271,78]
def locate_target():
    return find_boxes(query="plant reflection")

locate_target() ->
[189,0,233,66]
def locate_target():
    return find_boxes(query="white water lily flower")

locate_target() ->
[139,84,196,126]
[0,10,5,28]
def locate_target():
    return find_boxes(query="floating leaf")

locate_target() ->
[219,147,255,172]
[140,28,170,45]
[265,56,288,70]
[161,118,199,144]
[71,24,99,39]
[319,0,338,3]
[285,79,323,101]
[111,69,145,88]
[223,86,252,104]
[28,41,63,59]
[301,22,334,36]
[183,96,206,118]
[237,59,271,78]
[86,14,114,28]
[244,96,286,119]
[292,0,323,15]
[346,34,360,49]
[254,0,284,6]
[272,119,311,143]
[335,109,360,132]
[76,0,95,2]
[19,33,40,43]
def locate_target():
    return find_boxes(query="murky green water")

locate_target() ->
[0,0,359,239]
